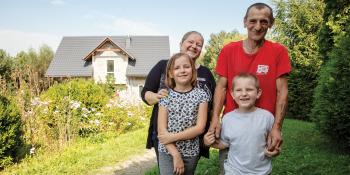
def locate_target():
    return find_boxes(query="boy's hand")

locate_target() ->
[204,131,216,146]
[158,132,174,145]
[172,153,184,175]
[264,147,281,158]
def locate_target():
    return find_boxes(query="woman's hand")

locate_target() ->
[145,89,168,105]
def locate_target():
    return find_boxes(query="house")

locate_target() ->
[46,36,170,98]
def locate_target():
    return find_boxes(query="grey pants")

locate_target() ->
[158,152,200,175]
[219,148,229,175]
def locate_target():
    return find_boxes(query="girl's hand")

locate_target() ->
[172,153,184,175]
[158,132,175,145]
[204,131,215,146]
[264,147,280,158]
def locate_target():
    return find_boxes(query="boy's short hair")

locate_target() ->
[232,72,260,90]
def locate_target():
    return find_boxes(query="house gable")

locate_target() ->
[46,36,170,78]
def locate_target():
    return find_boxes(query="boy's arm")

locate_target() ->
[158,102,208,144]
[204,131,228,150]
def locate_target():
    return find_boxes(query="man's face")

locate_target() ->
[244,7,272,42]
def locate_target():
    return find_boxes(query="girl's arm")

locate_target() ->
[158,102,208,144]
[158,105,184,174]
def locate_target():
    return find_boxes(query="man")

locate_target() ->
[209,3,291,174]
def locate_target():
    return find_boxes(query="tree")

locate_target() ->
[312,0,350,152]
[318,0,350,62]
[312,27,350,151]
[200,30,245,74]
[0,49,13,83]
[272,0,325,120]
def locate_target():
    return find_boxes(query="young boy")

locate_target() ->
[204,73,279,175]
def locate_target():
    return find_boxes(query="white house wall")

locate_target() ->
[127,77,145,98]
[92,51,127,84]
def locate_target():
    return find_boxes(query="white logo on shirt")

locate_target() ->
[256,65,269,75]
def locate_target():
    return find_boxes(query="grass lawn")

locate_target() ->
[146,119,350,175]
[1,128,149,175]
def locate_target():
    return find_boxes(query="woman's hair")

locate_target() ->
[165,53,197,89]
[232,72,260,90]
[180,31,204,45]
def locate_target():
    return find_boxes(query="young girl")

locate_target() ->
[158,53,209,175]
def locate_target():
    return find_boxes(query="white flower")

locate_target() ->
[94,119,100,126]
[95,112,102,116]
[30,147,35,155]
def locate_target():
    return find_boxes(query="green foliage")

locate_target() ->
[28,79,109,148]
[319,0,350,62]
[272,0,324,120]
[311,28,350,151]
[201,30,244,75]
[0,49,13,84]
[0,95,23,169]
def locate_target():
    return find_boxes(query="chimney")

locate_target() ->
[126,36,131,49]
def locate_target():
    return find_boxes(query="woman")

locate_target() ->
[140,31,216,166]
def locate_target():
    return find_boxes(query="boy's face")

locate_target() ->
[231,77,262,112]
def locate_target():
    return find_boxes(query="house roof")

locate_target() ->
[46,36,170,77]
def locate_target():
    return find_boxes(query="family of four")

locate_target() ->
[141,2,291,175]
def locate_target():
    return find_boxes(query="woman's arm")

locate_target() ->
[141,60,167,105]
[158,102,208,144]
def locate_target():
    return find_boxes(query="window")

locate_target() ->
[139,85,144,96]
[107,60,114,80]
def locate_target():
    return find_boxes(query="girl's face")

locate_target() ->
[180,33,203,61]
[171,56,193,87]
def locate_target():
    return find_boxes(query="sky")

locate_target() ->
[0,0,272,56]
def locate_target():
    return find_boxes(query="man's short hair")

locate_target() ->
[244,3,274,25]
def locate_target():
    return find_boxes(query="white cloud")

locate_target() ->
[100,18,162,35]
[50,0,65,5]
[0,29,61,56]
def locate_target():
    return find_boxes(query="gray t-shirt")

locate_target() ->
[158,87,209,157]
[220,108,274,175]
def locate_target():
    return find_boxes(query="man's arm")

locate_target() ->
[268,75,288,151]
[209,76,228,138]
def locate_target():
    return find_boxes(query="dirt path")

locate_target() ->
[96,149,157,175]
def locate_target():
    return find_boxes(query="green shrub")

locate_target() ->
[100,91,151,134]
[0,95,23,168]
[312,27,350,151]
[28,79,109,149]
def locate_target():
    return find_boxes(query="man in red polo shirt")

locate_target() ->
[209,3,292,174]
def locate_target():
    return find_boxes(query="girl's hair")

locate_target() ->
[165,53,197,89]
[232,72,260,90]
[180,31,204,45]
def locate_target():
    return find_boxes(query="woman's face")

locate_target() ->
[180,33,203,60]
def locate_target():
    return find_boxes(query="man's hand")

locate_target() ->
[209,119,222,139]
[158,131,174,145]
[267,127,283,151]
[172,153,184,175]
[264,147,280,158]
